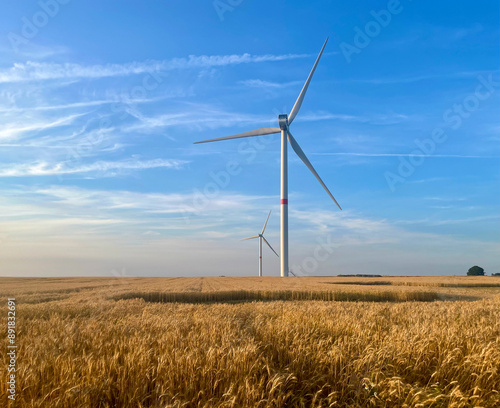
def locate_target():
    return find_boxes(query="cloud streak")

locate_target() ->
[31,186,272,216]
[395,214,500,226]
[0,53,310,83]
[299,111,409,125]
[239,79,302,89]
[122,105,413,136]
[353,70,497,85]
[0,158,188,177]
[0,113,84,141]
[312,152,498,158]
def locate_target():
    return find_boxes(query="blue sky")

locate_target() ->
[0,0,498,277]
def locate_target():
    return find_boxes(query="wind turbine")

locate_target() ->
[240,210,279,277]
[195,38,342,277]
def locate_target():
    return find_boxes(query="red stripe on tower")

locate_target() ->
[281,199,288,205]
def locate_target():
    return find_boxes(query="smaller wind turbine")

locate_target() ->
[241,210,279,277]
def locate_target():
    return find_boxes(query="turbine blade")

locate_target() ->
[240,235,259,241]
[287,131,342,210]
[194,127,281,144]
[261,210,272,234]
[262,236,279,257]
[288,38,328,125]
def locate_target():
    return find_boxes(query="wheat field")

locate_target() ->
[1,276,499,407]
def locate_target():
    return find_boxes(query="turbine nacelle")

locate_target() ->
[278,114,289,130]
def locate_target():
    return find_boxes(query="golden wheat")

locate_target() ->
[1,277,499,407]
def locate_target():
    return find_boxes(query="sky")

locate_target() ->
[0,0,498,277]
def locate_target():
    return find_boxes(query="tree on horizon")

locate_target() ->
[467,266,485,276]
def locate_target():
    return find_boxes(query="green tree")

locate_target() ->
[467,266,485,276]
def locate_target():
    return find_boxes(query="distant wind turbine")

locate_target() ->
[195,38,342,277]
[240,210,278,277]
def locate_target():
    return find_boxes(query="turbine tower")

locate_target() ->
[195,38,342,277]
[240,210,279,277]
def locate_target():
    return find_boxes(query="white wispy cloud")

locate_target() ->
[290,209,500,261]
[0,113,84,141]
[22,185,271,215]
[408,177,450,184]
[352,70,497,85]
[122,103,278,134]
[424,196,468,202]
[0,98,159,113]
[1,184,498,276]
[311,152,498,158]
[239,79,302,89]
[395,214,500,226]
[299,111,409,125]
[0,185,275,242]
[0,53,310,83]
[290,209,393,239]
[0,158,188,177]
[0,185,411,245]
[388,24,487,50]
[0,43,68,60]
[122,105,413,136]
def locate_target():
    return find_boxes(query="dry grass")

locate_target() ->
[1,276,499,407]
